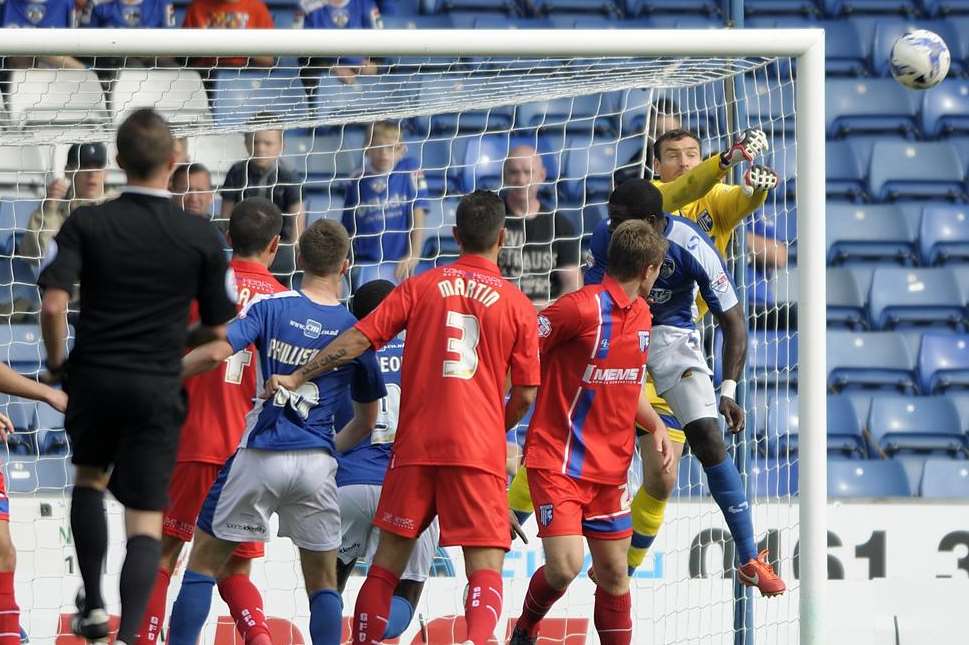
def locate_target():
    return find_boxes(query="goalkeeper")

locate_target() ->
[509,127,780,587]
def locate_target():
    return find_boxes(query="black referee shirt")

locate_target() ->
[38,187,238,377]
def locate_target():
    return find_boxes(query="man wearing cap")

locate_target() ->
[20,142,112,263]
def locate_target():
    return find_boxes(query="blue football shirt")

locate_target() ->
[1,0,74,27]
[80,0,174,28]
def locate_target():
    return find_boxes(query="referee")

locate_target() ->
[38,109,237,645]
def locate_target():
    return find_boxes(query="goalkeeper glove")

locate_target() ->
[720,128,769,168]
[742,164,779,196]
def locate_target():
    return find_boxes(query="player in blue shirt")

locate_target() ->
[334,279,439,642]
[343,121,429,291]
[168,220,387,645]
[0,0,73,27]
[80,0,174,28]
[585,180,785,596]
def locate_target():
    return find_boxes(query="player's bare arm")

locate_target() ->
[264,327,372,397]
[715,303,748,434]
[634,392,673,474]
[40,287,71,380]
[334,399,380,453]
[504,385,538,432]
[181,339,235,379]
[0,362,67,413]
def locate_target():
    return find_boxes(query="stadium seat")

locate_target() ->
[827,394,868,457]
[421,0,520,15]
[211,68,309,127]
[923,0,969,17]
[951,392,969,433]
[747,331,798,387]
[826,79,918,139]
[559,140,620,205]
[867,395,965,456]
[286,128,365,183]
[741,77,796,135]
[828,459,911,497]
[871,20,964,77]
[35,458,72,490]
[1,459,38,495]
[918,332,969,393]
[763,395,799,456]
[869,141,966,202]
[189,134,249,185]
[868,267,965,330]
[826,204,916,265]
[826,267,868,329]
[34,403,64,430]
[416,234,460,275]
[826,141,866,201]
[827,330,917,392]
[623,0,720,16]
[0,146,51,195]
[744,0,821,16]
[750,458,799,497]
[527,0,619,16]
[922,81,969,140]
[38,430,69,456]
[821,20,870,77]
[921,459,969,498]
[449,133,549,194]
[109,69,210,127]
[515,95,616,136]
[6,69,107,128]
[823,0,918,14]
[920,205,969,265]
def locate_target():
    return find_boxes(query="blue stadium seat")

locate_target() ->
[952,392,969,433]
[623,0,720,16]
[271,8,295,27]
[452,134,511,193]
[871,20,964,77]
[826,140,866,201]
[826,267,867,329]
[406,136,451,195]
[750,458,799,497]
[747,331,798,387]
[289,128,365,183]
[527,0,619,15]
[826,204,916,265]
[827,330,917,392]
[828,459,911,497]
[38,430,68,456]
[559,140,620,205]
[2,459,38,494]
[919,205,969,265]
[826,79,918,138]
[34,403,64,430]
[741,77,796,135]
[919,332,969,393]
[515,95,616,136]
[822,20,870,77]
[35,458,71,490]
[868,267,965,330]
[923,0,969,17]
[763,395,798,456]
[744,0,821,16]
[828,394,868,457]
[416,234,460,275]
[868,141,966,202]
[415,78,515,135]
[823,0,918,14]
[920,459,969,498]
[923,81,969,139]
[211,68,309,127]
[868,395,965,455]
[421,0,519,14]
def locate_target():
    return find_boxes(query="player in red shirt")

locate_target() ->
[509,221,673,645]
[136,198,287,645]
[265,191,540,645]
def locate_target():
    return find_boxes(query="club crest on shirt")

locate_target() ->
[639,330,650,352]
[537,315,551,338]
[330,6,349,27]
[122,6,141,25]
[697,210,714,232]
[660,257,675,279]
[25,3,46,24]
[370,178,386,193]
[538,504,554,527]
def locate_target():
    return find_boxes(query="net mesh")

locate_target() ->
[0,53,799,644]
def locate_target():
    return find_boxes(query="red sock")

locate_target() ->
[353,565,398,645]
[514,566,565,636]
[218,574,269,643]
[0,572,19,645]
[593,588,632,645]
[135,568,170,645]
[465,569,502,645]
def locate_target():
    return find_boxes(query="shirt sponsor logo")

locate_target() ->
[538,504,554,528]
[639,330,650,352]
[648,288,672,304]
[380,511,416,532]
[225,521,266,535]
[304,319,322,339]
[537,315,552,338]
[711,272,730,294]
[660,257,675,279]
[582,365,643,385]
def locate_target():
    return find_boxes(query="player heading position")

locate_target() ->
[137,197,287,645]
[334,279,440,641]
[167,220,386,645]
[509,220,672,645]
[266,191,541,645]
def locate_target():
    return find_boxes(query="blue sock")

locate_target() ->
[704,455,757,563]
[309,589,342,645]
[383,595,414,639]
[168,570,216,645]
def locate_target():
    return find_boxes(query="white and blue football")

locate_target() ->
[890,29,951,90]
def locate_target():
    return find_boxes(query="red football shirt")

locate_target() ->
[355,254,540,479]
[182,0,274,67]
[177,258,286,464]
[524,275,653,485]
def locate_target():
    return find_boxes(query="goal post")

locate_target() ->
[0,27,825,644]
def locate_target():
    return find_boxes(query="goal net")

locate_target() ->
[0,31,817,645]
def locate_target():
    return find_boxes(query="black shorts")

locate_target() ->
[65,365,186,511]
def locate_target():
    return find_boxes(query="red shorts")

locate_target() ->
[374,465,510,550]
[528,468,632,540]
[164,461,263,559]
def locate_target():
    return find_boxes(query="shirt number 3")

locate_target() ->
[443,310,480,380]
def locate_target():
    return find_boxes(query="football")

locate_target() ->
[890,29,951,90]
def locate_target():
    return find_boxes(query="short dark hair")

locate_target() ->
[351,279,395,320]
[299,219,350,277]
[652,128,702,162]
[455,190,506,253]
[608,220,669,282]
[608,179,664,231]
[229,197,283,257]
[116,108,174,180]
[169,162,211,191]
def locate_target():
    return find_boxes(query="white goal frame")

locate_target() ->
[0,27,827,645]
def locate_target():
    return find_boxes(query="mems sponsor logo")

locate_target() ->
[581,365,644,385]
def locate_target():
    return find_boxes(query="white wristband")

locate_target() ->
[721,379,737,401]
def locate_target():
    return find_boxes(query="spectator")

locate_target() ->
[173,137,190,165]
[498,145,581,307]
[220,118,302,278]
[19,142,110,263]
[342,121,427,290]
[1,0,84,69]
[80,0,174,28]
[296,0,381,87]
[613,97,682,187]
[182,0,274,68]
[170,163,215,219]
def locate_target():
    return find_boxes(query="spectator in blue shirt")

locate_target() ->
[1,0,84,68]
[342,121,428,290]
[296,0,381,86]
[80,0,174,28]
